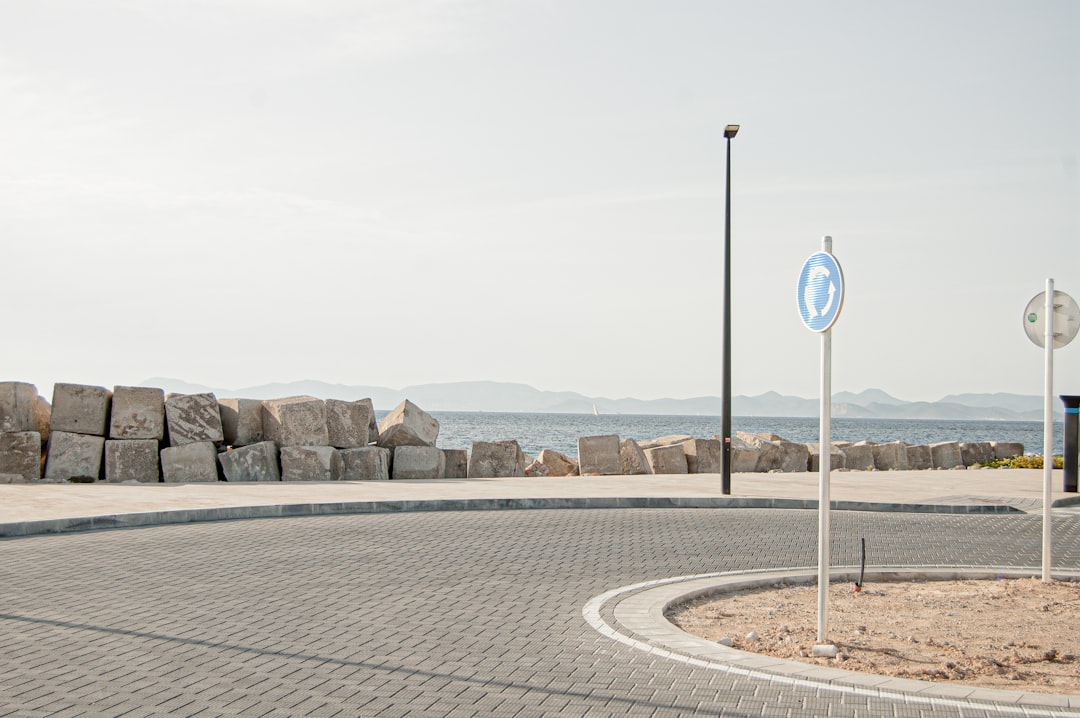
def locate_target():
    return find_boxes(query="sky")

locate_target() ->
[2,0,1078,404]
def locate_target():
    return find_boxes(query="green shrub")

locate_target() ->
[981,455,1063,469]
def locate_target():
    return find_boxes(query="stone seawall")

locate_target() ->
[0,382,1025,483]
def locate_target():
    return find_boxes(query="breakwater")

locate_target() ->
[0,381,1037,483]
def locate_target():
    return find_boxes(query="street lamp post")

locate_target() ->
[721,124,739,495]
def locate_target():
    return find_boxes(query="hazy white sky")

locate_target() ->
[2,0,1078,403]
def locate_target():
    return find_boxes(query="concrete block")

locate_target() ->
[392,446,445,479]
[0,431,42,481]
[468,440,525,478]
[377,400,439,448]
[105,439,160,483]
[577,434,620,476]
[990,441,1024,460]
[326,399,375,449]
[50,383,111,436]
[930,441,964,469]
[537,449,578,476]
[280,445,344,481]
[262,396,329,447]
[218,399,264,447]
[734,432,784,472]
[161,441,220,483]
[341,447,391,481]
[678,438,722,473]
[34,395,51,445]
[109,386,165,440]
[842,443,876,471]
[774,441,809,472]
[45,431,105,481]
[959,441,994,466]
[906,445,933,471]
[871,441,909,471]
[218,441,280,482]
[639,434,693,450]
[721,436,760,473]
[442,449,468,479]
[807,443,845,472]
[0,382,38,432]
[165,393,224,446]
[644,444,688,474]
[619,438,652,475]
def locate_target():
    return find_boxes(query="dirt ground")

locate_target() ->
[668,578,1080,695]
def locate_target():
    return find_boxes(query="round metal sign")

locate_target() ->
[1024,290,1080,349]
[797,251,844,332]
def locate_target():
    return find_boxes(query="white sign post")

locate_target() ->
[797,236,844,643]
[1023,281,1080,583]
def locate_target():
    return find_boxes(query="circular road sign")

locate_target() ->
[797,251,845,333]
[1024,290,1080,349]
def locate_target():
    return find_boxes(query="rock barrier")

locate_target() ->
[0,382,1026,483]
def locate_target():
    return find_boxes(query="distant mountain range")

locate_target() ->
[140,377,1063,421]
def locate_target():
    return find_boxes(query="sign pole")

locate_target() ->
[818,235,832,643]
[1043,278,1054,583]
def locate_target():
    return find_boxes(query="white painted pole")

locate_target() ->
[817,235,833,643]
[1043,278,1054,583]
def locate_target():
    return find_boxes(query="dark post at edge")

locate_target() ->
[721,124,739,495]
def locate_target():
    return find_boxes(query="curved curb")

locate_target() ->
[584,567,1080,715]
[0,495,1028,538]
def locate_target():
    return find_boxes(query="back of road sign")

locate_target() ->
[1024,291,1080,349]
[797,251,844,333]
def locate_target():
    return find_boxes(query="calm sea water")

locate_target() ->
[384,412,1065,458]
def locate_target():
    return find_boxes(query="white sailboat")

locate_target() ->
[592,403,600,416]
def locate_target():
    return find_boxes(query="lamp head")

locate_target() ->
[724,124,740,139]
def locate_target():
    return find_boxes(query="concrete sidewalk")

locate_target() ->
[2,468,1079,537]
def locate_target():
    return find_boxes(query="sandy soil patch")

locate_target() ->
[668,578,1080,695]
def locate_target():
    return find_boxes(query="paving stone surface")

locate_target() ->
[0,509,1078,717]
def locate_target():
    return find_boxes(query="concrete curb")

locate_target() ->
[0,496,1029,538]
[589,567,1080,712]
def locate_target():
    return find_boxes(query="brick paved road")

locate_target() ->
[1,509,1078,717]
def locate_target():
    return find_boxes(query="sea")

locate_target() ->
[390,412,1066,458]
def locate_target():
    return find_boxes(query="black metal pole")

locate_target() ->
[721,134,733,495]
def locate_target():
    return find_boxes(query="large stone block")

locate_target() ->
[165,393,224,446]
[871,441,909,471]
[105,439,161,483]
[537,449,578,477]
[841,443,876,471]
[341,447,391,481]
[0,382,38,432]
[806,443,845,472]
[280,446,343,481]
[50,383,111,436]
[619,439,652,475]
[109,386,165,440]
[377,400,439,448]
[644,444,688,474]
[392,446,445,479]
[775,441,809,472]
[45,431,105,481]
[959,441,994,466]
[468,440,525,478]
[161,441,219,483]
[442,448,468,479]
[0,431,42,481]
[218,441,280,482]
[326,399,375,449]
[218,399,264,447]
[930,441,963,469]
[722,436,760,473]
[734,432,784,472]
[906,444,933,471]
[639,434,693,450]
[262,396,329,447]
[578,434,620,476]
[677,438,721,473]
[990,441,1024,460]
